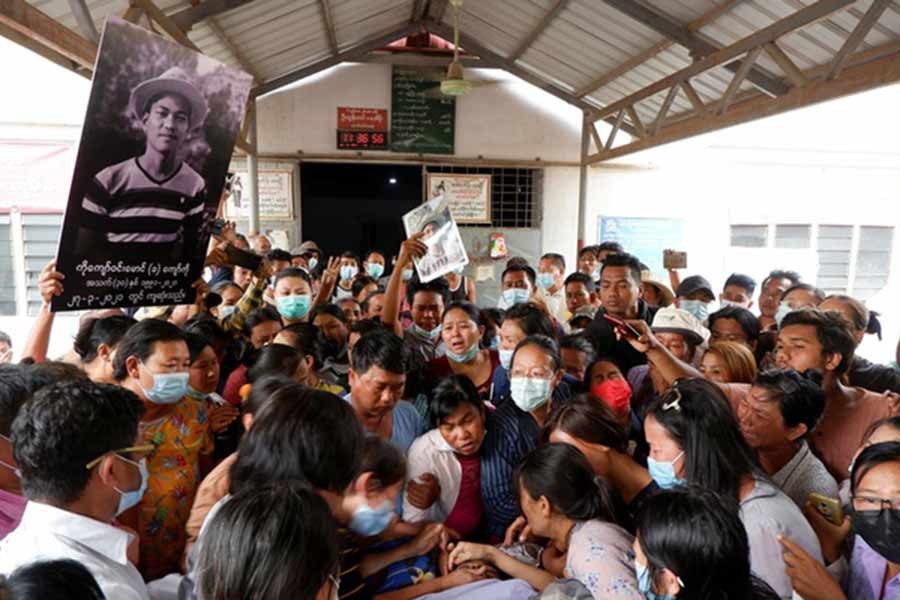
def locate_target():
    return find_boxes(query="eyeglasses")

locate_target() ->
[85,445,155,470]
[852,495,900,511]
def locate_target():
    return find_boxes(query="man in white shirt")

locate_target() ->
[0,379,151,600]
[536,253,568,324]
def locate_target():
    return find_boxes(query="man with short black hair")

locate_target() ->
[0,380,150,599]
[584,252,659,374]
[577,246,600,279]
[758,270,802,332]
[536,253,567,322]
[559,334,595,382]
[722,273,757,309]
[346,330,425,455]
[596,241,623,262]
[708,305,760,350]
[499,264,535,309]
[564,272,598,317]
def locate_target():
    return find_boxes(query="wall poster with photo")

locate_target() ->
[427,173,491,224]
[51,17,253,312]
[223,170,293,220]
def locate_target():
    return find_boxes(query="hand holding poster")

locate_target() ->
[402,195,468,283]
[51,17,253,312]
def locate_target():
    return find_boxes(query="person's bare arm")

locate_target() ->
[448,543,556,592]
[465,277,477,303]
[621,320,702,385]
[383,233,426,337]
[374,565,489,600]
[21,261,65,363]
[360,522,444,577]
[314,257,340,307]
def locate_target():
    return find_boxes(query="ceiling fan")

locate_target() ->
[422,0,503,98]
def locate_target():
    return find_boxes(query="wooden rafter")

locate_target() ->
[133,0,201,52]
[170,0,255,31]
[601,0,789,97]
[0,0,96,69]
[575,0,748,98]
[827,0,893,79]
[0,19,89,75]
[590,0,854,123]
[605,109,625,150]
[318,0,338,55]
[587,45,900,163]
[625,106,646,139]
[680,80,705,112]
[508,0,568,62]
[717,45,761,115]
[763,42,809,87]
[589,122,604,153]
[652,84,680,135]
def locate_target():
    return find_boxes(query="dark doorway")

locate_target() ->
[300,163,423,264]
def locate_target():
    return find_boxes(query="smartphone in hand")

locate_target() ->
[808,493,844,525]
[663,250,687,270]
[225,245,263,271]
[603,313,642,338]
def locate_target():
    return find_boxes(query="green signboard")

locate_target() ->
[391,66,455,155]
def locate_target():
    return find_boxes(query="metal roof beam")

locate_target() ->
[207,18,260,81]
[575,0,748,98]
[170,0,256,31]
[318,0,338,55]
[66,0,98,43]
[590,0,854,123]
[587,44,900,163]
[254,22,423,97]
[426,20,636,136]
[508,0,568,62]
[601,0,789,97]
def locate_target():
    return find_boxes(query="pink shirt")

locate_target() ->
[0,489,27,540]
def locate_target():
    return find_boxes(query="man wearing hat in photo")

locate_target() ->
[675,274,716,324]
[626,306,710,460]
[78,66,210,262]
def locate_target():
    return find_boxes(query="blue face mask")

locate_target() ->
[349,500,394,537]
[138,364,188,405]
[410,323,441,341]
[366,263,385,279]
[308,257,318,271]
[502,288,530,307]
[775,301,792,329]
[499,348,514,370]
[635,558,675,600]
[447,342,479,364]
[277,294,311,320]
[647,451,685,490]
[679,299,710,322]
[536,272,555,290]
[402,268,414,281]
[340,265,358,281]
[489,336,499,350]
[218,304,237,321]
[114,455,149,516]
[510,377,552,413]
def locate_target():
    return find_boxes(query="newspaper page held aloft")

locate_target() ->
[402,195,469,283]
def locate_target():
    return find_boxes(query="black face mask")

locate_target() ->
[851,507,900,563]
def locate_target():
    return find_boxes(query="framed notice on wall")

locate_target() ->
[598,216,684,276]
[224,169,293,220]
[427,173,491,224]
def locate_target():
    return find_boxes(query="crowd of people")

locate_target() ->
[0,223,898,600]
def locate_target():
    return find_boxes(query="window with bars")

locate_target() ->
[816,225,852,294]
[0,216,14,316]
[854,226,894,301]
[730,224,767,247]
[424,165,542,228]
[22,214,62,316]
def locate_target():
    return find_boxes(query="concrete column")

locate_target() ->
[247,101,260,235]
[577,113,590,251]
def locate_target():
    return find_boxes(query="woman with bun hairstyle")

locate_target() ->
[447,443,641,599]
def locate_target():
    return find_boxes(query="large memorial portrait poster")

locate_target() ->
[52,17,253,312]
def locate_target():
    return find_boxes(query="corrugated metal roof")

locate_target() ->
[19,0,900,122]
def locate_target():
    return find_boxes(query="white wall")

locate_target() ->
[256,63,582,162]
